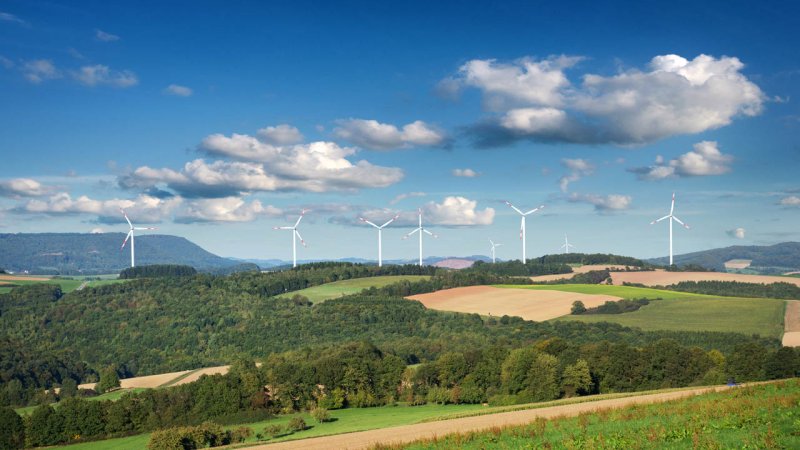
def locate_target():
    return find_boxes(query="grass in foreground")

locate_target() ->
[396,380,800,449]
[292,275,431,303]
[497,284,785,339]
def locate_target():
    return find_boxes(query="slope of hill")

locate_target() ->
[648,242,800,273]
[0,233,244,274]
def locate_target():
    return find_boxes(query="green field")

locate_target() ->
[403,380,800,449]
[0,275,126,294]
[291,275,431,303]
[496,284,786,339]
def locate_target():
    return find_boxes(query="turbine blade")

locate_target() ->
[650,215,670,224]
[294,211,307,228]
[423,229,434,236]
[505,201,524,215]
[489,239,495,246]
[380,214,400,228]
[672,216,690,229]
[360,217,379,228]
[295,230,306,246]
[274,226,293,230]
[134,227,157,230]
[524,205,544,215]
[403,228,420,239]
[120,208,133,228]
[121,231,132,250]
[670,192,676,215]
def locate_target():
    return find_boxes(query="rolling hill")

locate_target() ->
[648,242,800,273]
[0,233,248,275]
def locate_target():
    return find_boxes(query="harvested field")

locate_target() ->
[530,264,630,283]
[608,270,800,287]
[784,301,800,347]
[79,369,193,391]
[171,365,230,386]
[407,286,620,321]
[0,274,50,281]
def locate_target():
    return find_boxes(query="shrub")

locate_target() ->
[571,300,586,315]
[263,424,283,439]
[311,407,331,423]
[287,416,307,432]
[229,426,252,443]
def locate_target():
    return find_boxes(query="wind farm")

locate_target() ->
[119,208,157,268]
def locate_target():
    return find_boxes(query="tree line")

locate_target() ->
[118,264,198,279]
[636,280,800,299]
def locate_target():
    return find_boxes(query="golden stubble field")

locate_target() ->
[407,286,620,321]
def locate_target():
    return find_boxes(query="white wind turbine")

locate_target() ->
[650,192,690,266]
[274,210,309,268]
[360,213,400,267]
[120,208,157,268]
[403,208,437,267]
[505,201,544,262]
[488,239,502,263]
[560,234,575,254]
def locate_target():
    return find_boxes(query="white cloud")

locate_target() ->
[334,119,448,150]
[95,29,120,42]
[452,168,479,178]
[389,191,426,205]
[177,197,282,223]
[163,84,193,96]
[0,55,14,69]
[17,192,181,223]
[22,59,61,83]
[257,124,304,145]
[454,54,764,146]
[89,227,104,234]
[780,196,800,207]
[0,11,26,25]
[569,193,632,212]
[0,178,53,198]
[73,64,138,88]
[559,158,594,192]
[422,196,495,226]
[120,129,404,196]
[629,141,734,180]
[726,227,746,239]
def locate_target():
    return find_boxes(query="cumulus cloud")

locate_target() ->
[176,197,282,223]
[0,55,13,69]
[257,124,304,145]
[452,168,479,177]
[726,227,746,239]
[334,119,448,150]
[22,59,61,83]
[628,141,734,180]
[73,64,138,87]
[780,196,800,207]
[452,54,764,146]
[119,128,403,197]
[95,29,120,42]
[568,193,632,212]
[0,178,52,198]
[559,158,594,192]
[163,84,192,96]
[338,196,494,228]
[16,192,181,223]
[89,227,104,234]
[389,191,426,205]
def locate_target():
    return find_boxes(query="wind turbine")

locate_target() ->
[274,210,309,268]
[560,234,575,254]
[403,208,437,267]
[488,239,502,263]
[360,213,399,267]
[505,201,544,262]
[650,193,690,266]
[120,208,157,268]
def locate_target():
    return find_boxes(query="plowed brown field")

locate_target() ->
[607,270,800,287]
[407,286,620,321]
[783,300,800,347]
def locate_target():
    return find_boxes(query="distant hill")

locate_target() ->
[0,233,246,275]
[648,242,800,274]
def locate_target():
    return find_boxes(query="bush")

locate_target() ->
[287,416,307,432]
[571,300,586,315]
[229,426,252,443]
[146,422,228,450]
[263,424,283,439]
[311,407,331,423]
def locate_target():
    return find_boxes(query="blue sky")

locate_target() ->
[1,0,798,262]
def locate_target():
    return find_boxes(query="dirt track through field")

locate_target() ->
[783,301,800,347]
[607,270,800,287]
[407,286,620,321]
[253,384,736,449]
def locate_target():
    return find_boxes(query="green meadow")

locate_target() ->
[291,275,431,303]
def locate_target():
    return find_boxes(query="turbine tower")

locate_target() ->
[274,210,309,268]
[403,208,437,267]
[560,234,575,254]
[489,239,502,263]
[360,213,399,267]
[120,208,157,268]
[650,193,690,266]
[505,201,544,262]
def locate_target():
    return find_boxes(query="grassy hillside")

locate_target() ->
[401,380,800,449]
[649,241,800,273]
[498,284,785,338]
[0,232,243,274]
[0,276,125,294]
[293,275,431,303]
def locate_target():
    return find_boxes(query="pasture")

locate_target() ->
[408,286,621,321]
[0,274,125,294]
[291,275,431,303]
[608,270,800,287]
